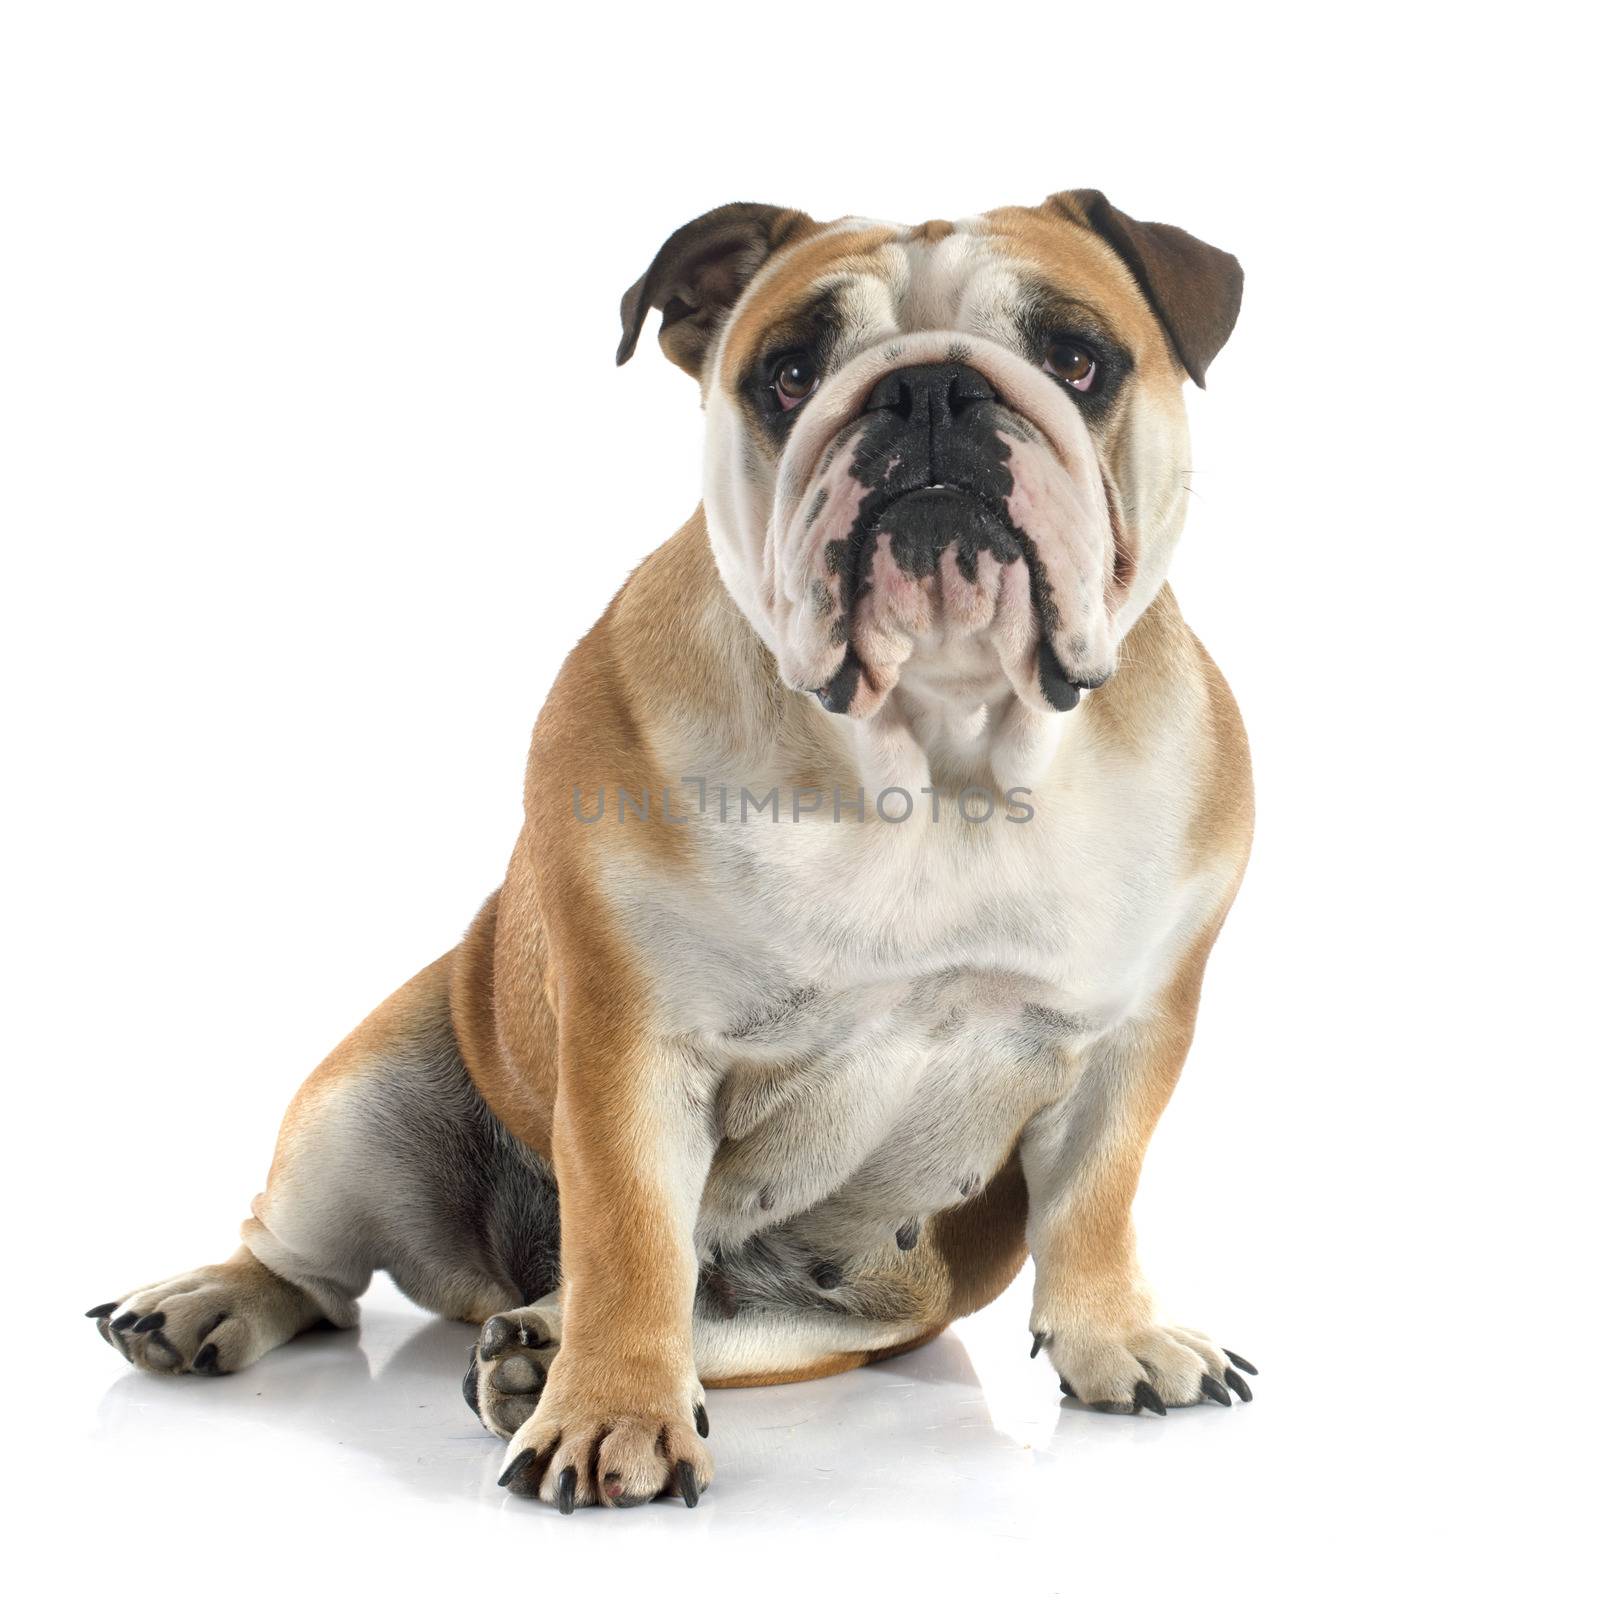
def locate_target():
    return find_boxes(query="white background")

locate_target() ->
[2,4,1594,1595]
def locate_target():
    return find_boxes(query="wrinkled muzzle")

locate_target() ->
[758,331,1130,719]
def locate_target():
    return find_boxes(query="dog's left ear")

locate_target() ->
[617,201,815,377]
[1048,190,1243,388]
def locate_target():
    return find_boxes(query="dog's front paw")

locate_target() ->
[463,1304,562,1439]
[495,1365,712,1512]
[1030,1319,1256,1414]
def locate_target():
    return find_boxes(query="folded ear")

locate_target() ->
[1048,190,1243,388]
[617,201,815,376]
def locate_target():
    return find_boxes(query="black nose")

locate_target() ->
[864,362,995,426]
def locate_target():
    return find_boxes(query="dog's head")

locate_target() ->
[618,194,1241,720]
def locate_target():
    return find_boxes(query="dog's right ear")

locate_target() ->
[1045,190,1243,390]
[617,202,815,377]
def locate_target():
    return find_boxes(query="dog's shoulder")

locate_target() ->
[537,510,778,760]
[1081,586,1252,877]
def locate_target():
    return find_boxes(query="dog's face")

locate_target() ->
[618,194,1242,719]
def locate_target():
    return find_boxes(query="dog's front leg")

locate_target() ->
[496,1000,716,1511]
[1020,952,1256,1414]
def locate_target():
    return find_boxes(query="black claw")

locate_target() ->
[1132,1380,1168,1417]
[1059,1378,1077,1400]
[498,1448,535,1490]
[1200,1373,1232,1407]
[1224,1366,1253,1403]
[131,1312,166,1334]
[1029,1332,1047,1359]
[85,1302,118,1319]
[1223,1348,1258,1376]
[110,1312,138,1332]
[811,1261,843,1290]
[194,1344,220,1374]
[895,1219,921,1251]
[480,1316,513,1361]
[695,1403,709,1439]
[462,1352,481,1418]
[675,1460,700,1508]
[957,1172,980,1198]
[556,1465,578,1515]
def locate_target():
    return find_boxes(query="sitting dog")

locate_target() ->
[88,190,1256,1513]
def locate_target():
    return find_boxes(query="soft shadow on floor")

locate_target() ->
[87,1288,1189,1521]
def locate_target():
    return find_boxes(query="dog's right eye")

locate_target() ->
[773,353,819,410]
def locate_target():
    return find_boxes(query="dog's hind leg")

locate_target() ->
[88,1247,334,1376]
[90,951,561,1376]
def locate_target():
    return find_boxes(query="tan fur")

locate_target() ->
[1025,908,1233,1353]
[269,953,454,1166]
[1086,585,1255,872]
[982,203,1187,391]
[448,888,555,1159]
[452,515,1053,1367]
[98,190,1254,1509]
[718,223,899,388]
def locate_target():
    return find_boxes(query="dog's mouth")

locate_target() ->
[814,479,1095,716]
[863,484,1021,572]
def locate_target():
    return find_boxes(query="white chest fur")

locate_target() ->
[604,705,1224,1256]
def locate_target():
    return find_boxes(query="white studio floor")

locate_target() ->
[31,1266,1574,1598]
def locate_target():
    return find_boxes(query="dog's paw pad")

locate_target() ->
[466,1305,561,1439]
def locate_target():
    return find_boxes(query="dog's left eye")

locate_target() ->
[1044,340,1097,392]
[773,353,819,410]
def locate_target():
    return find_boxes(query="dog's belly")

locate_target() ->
[696,969,1086,1257]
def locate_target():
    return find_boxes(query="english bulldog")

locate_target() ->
[88,190,1256,1513]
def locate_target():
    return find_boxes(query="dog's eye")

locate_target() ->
[773,353,819,410]
[1044,341,1097,392]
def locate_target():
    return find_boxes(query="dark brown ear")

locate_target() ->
[1049,190,1243,388]
[617,202,815,376]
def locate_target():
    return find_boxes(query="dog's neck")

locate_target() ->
[829,645,1070,799]
[797,587,1185,801]
[663,517,1162,802]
